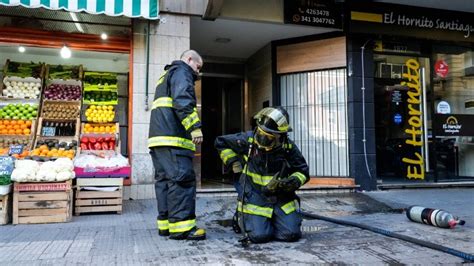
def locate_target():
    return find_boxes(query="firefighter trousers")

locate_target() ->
[237,186,302,243]
[150,147,197,237]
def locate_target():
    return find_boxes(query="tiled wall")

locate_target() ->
[127,14,190,199]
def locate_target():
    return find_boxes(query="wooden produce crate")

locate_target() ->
[45,64,83,80]
[3,59,45,79]
[36,117,80,138]
[13,180,73,224]
[0,76,42,101]
[0,194,12,225]
[75,178,123,215]
[41,100,82,120]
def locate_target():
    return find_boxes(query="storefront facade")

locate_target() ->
[347,2,474,189]
[3,1,471,196]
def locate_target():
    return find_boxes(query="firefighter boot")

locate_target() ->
[156,220,170,236]
[169,227,206,241]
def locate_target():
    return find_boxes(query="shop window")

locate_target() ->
[433,46,474,178]
[280,68,349,177]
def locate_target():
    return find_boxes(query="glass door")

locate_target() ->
[374,54,433,182]
[432,45,474,180]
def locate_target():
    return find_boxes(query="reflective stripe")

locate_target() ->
[169,219,196,233]
[291,172,307,185]
[157,219,169,230]
[243,165,273,186]
[237,201,273,218]
[243,155,248,162]
[151,97,173,110]
[219,149,237,164]
[281,200,297,215]
[283,143,293,149]
[148,136,196,151]
[181,110,200,131]
[156,70,168,86]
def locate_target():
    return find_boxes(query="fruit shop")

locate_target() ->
[0,0,160,224]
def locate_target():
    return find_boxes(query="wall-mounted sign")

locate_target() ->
[349,3,474,42]
[433,114,474,136]
[393,113,403,125]
[284,0,342,29]
[391,90,402,103]
[434,60,449,78]
[437,101,451,114]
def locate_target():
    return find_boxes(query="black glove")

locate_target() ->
[262,172,282,195]
[278,175,301,193]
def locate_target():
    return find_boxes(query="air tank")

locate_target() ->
[406,206,466,229]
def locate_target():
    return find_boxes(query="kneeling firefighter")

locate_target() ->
[214,106,309,244]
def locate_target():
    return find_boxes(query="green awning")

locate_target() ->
[0,0,159,20]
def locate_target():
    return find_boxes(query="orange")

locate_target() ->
[23,128,31,135]
[10,120,16,126]
[0,125,4,130]
[13,125,20,130]
[0,129,7,134]
[20,124,27,129]
[17,120,24,125]
[3,120,9,126]
[25,121,32,127]
[15,129,23,135]
[8,129,15,135]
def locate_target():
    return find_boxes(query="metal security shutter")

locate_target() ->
[280,68,349,177]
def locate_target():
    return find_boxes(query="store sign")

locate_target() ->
[400,59,424,180]
[433,114,474,136]
[437,101,451,114]
[350,3,474,41]
[284,0,342,29]
[434,60,449,78]
[0,156,14,176]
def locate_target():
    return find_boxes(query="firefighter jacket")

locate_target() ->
[148,60,201,151]
[215,131,310,218]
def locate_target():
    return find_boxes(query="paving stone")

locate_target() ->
[0,190,471,264]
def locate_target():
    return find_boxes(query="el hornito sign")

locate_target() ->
[284,0,343,29]
[350,3,474,42]
[400,59,424,180]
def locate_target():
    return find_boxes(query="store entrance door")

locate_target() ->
[201,76,243,188]
[374,54,434,182]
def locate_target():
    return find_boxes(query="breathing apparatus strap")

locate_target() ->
[238,130,257,247]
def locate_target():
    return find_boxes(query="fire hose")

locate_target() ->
[301,210,474,262]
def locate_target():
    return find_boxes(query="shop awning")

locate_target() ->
[0,0,159,20]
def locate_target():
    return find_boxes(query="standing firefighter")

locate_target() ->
[148,50,206,240]
[215,106,309,244]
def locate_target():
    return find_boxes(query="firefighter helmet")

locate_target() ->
[253,106,292,134]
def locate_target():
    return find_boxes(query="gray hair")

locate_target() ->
[180,50,203,64]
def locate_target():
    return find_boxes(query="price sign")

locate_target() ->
[0,156,15,176]
[42,127,56,137]
[8,144,23,156]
